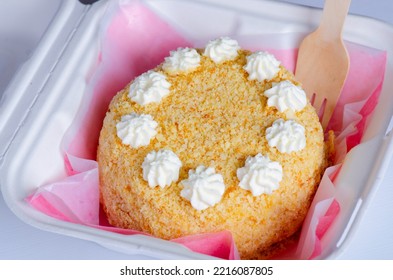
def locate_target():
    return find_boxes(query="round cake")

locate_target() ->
[97,37,330,259]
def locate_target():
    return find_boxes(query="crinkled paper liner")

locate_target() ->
[27,0,387,260]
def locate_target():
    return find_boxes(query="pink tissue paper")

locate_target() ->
[27,0,387,260]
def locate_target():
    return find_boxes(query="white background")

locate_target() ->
[1,0,393,259]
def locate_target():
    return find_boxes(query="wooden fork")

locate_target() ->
[295,0,351,129]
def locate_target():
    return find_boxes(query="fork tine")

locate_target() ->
[311,90,332,128]
[310,92,316,106]
[317,98,327,123]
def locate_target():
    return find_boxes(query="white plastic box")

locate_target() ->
[1,0,393,259]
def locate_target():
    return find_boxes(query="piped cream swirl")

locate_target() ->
[180,165,225,211]
[237,154,283,196]
[203,37,240,63]
[116,113,157,148]
[264,80,307,112]
[128,70,171,105]
[163,47,201,75]
[265,119,306,153]
[142,149,182,188]
[243,51,280,81]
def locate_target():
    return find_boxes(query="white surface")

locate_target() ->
[1,0,393,260]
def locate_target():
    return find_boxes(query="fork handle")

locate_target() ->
[319,0,351,40]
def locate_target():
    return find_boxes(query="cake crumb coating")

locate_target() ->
[97,49,330,259]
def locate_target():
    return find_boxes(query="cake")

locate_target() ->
[97,37,331,259]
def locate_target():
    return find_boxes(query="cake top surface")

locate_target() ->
[99,36,324,211]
